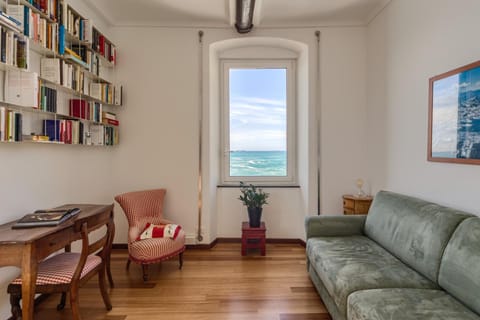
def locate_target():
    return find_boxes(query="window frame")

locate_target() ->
[220,59,297,185]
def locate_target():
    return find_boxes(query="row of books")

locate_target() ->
[43,118,82,144]
[69,99,102,123]
[7,4,113,74]
[90,83,122,106]
[43,119,118,145]
[92,28,115,65]
[0,26,29,68]
[7,4,57,52]
[61,5,91,42]
[104,125,118,146]
[41,57,88,93]
[102,111,118,126]
[40,58,118,103]
[38,81,57,112]
[66,45,100,75]
[25,0,59,21]
[0,107,23,142]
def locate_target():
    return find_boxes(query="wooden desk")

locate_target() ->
[0,204,114,320]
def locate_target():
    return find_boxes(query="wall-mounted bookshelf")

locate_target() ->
[92,26,115,67]
[0,0,122,147]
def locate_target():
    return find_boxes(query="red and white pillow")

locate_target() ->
[137,223,182,241]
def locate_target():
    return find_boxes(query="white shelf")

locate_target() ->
[39,77,116,106]
[0,1,121,147]
[7,0,56,23]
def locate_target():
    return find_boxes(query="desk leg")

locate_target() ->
[107,218,115,288]
[21,244,37,320]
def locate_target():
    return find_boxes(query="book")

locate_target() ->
[102,118,119,126]
[12,207,81,228]
[0,106,5,141]
[6,5,25,32]
[4,70,38,107]
[58,24,65,54]
[40,58,61,84]
[89,124,104,145]
[14,112,22,141]
[16,36,28,69]
[102,111,116,120]
[114,84,122,106]
[69,99,89,119]
[43,119,60,141]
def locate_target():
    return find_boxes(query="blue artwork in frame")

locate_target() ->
[428,60,480,164]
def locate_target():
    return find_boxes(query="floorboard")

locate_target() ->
[32,243,331,320]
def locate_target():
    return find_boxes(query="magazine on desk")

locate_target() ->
[12,208,81,229]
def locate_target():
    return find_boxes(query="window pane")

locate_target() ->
[229,68,287,176]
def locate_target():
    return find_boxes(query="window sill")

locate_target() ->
[217,184,300,188]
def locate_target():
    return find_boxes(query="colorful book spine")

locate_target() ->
[58,24,64,54]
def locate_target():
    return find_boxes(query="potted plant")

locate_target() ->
[238,182,269,227]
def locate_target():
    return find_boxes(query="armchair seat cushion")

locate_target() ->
[307,236,437,317]
[11,252,101,285]
[129,229,186,264]
[348,288,480,320]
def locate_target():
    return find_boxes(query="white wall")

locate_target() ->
[0,13,369,318]
[367,0,480,214]
[111,26,368,244]
[319,28,369,213]
[0,1,114,317]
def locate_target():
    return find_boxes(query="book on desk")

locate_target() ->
[12,208,81,229]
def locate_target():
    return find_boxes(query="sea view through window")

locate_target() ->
[228,67,287,177]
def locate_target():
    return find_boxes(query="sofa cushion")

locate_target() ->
[348,288,480,320]
[364,191,472,282]
[438,217,480,315]
[307,236,437,317]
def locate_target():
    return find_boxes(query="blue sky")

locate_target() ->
[229,68,287,151]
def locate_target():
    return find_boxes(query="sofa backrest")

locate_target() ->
[438,217,480,315]
[364,191,471,283]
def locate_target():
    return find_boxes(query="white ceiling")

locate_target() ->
[85,0,391,28]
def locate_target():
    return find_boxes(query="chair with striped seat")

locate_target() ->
[115,189,185,281]
[8,208,114,320]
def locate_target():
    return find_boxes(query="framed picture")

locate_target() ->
[428,60,480,164]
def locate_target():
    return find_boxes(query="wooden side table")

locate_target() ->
[343,195,373,215]
[241,222,266,256]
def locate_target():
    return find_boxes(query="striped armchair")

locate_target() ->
[115,189,185,281]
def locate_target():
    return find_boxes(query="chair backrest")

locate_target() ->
[115,189,167,243]
[72,207,114,283]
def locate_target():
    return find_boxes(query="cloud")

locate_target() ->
[228,95,288,151]
[234,96,286,107]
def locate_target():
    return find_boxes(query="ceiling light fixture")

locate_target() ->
[235,0,256,34]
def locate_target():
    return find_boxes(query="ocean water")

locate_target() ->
[230,151,286,176]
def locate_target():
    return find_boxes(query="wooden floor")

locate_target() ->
[32,243,331,320]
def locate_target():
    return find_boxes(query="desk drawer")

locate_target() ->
[35,229,79,260]
[343,198,355,209]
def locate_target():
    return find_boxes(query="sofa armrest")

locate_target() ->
[305,215,367,239]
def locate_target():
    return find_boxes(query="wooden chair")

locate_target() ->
[7,209,114,320]
[115,189,185,281]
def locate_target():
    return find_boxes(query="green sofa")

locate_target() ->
[305,190,480,320]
